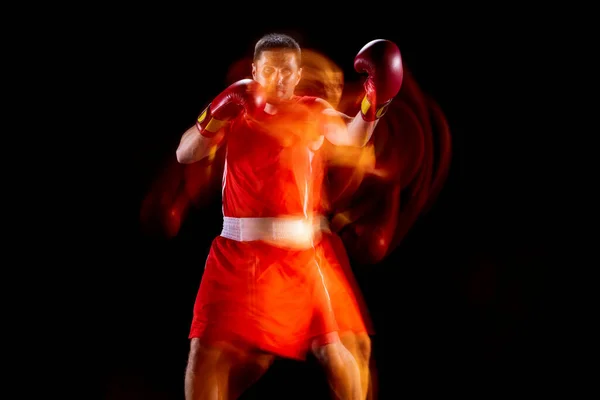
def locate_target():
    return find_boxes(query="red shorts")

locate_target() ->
[319,231,375,337]
[189,233,373,360]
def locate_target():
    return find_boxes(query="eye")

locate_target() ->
[263,67,274,75]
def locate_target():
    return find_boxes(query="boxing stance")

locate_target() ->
[176,33,403,400]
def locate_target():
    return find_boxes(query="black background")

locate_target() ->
[65,8,572,399]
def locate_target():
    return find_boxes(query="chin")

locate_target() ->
[267,91,293,104]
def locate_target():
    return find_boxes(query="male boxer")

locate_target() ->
[176,33,403,400]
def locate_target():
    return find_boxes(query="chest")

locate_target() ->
[227,115,324,168]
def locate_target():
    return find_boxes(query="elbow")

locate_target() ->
[350,133,370,148]
[176,148,191,164]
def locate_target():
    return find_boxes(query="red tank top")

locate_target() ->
[221,96,328,218]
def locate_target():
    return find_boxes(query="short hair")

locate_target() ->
[253,33,301,64]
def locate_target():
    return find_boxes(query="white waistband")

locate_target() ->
[221,216,330,242]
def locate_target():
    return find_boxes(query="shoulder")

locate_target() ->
[294,95,334,113]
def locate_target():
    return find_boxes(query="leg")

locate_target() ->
[340,332,375,400]
[185,338,275,400]
[317,233,376,399]
[311,338,362,400]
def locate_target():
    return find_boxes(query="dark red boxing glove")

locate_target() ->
[354,39,404,121]
[196,79,266,138]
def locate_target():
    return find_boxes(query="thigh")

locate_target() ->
[319,233,375,335]
[191,239,320,360]
[186,338,276,400]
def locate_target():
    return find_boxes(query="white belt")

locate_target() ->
[221,216,330,243]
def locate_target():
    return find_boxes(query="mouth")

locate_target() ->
[266,85,288,102]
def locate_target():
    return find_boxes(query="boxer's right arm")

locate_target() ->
[176,79,266,164]
[175,124,222,164]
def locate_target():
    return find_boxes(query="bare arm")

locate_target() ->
[319,98,379,148]
[176,79,265,164]
[325,38,402,147]
[175,124,224,164]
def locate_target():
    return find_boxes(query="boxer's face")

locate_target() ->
[252,50,302,104]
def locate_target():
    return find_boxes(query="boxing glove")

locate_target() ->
[354,39,404,121]
[196,79,266,137]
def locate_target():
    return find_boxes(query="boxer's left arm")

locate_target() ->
[321,39,404,148]
[319,100,378,148]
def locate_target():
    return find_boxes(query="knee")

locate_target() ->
[312,342,356,372]
[356,333,371,362]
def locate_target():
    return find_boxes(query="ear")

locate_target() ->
[252,63,257,80]
[295,67,303,85]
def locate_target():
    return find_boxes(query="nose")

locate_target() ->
[265,71,285,88]
[275,71,285,84]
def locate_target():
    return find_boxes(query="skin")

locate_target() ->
[180,48,377,400]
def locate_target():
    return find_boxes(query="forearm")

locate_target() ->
[175,79,264,164]
[346,110,379,147]
[323,108,378,148]
[176,125,217,164]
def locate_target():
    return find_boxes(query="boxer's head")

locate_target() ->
[252,33,302,104]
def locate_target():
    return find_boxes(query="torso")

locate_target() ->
[221,96,328,218]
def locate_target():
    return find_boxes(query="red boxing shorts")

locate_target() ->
[318,231,375,337]
[189,235,342,360]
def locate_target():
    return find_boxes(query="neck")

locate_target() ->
[265,95,297,115]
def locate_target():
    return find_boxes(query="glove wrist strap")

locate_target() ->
[196,104,227,138]
[360,96,392,121]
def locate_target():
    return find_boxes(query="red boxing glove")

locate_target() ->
[196,79,266,138]
[354,39,404,121]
